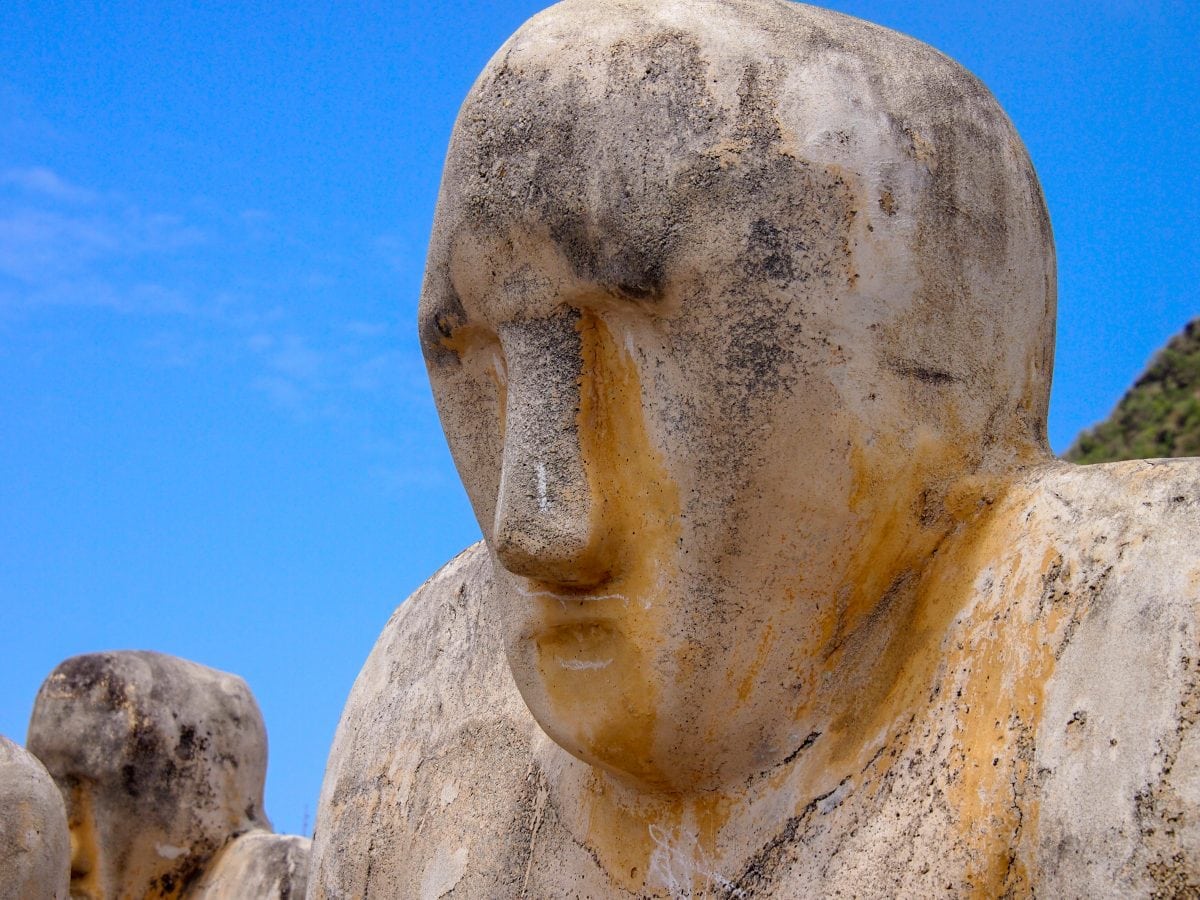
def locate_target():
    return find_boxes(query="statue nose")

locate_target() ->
[492,313,612,588]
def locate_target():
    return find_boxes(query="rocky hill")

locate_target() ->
[1066,318,1200,463]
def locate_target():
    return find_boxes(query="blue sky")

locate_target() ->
[1,0,1196,837]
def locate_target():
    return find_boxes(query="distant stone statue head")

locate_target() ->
[420,0,1055,791]
[0,736,69,900]
[26,652,270,898]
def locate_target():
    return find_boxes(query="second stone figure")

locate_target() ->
[24,650,308,899]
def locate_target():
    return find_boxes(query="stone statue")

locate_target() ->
[27,651,309,899]
[0,736,69,900]
[310,1,1200,896]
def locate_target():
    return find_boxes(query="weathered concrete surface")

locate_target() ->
[190,832,310,899]
[419,0,1055,798]
[313,462,1200,897]
[26,651,301,899]
[309,547,536,899]
[310,0,1200,895]
[0,736,69,900]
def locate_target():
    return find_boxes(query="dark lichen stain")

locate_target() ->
[745,218,795,286]
[54,653,128,710]
[779,731,823,767]
[176,725,197,761]
[890,359,963,386]
[147,840,213,899]
[546,211,667,304]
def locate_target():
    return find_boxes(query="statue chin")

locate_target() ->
[507,619,676,790]
[508,623,788,793]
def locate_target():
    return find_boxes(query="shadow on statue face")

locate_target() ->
[420,2,1053,792]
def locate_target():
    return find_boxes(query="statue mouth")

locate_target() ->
[520,596,665,789]
[512,577,639,639]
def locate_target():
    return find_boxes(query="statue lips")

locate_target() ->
[513,577,636,641]
[504,568,660,692]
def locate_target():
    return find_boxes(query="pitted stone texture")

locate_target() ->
[0,736,69,900]
[419,0,1056,798]
[190,832,310,899]
[309,547,536,899]
[26,651,300,899]
[312,463,1200,898]
[312,0,1200,896]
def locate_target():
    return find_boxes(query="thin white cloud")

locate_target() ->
[268,334,323,381]
[253,375,307,414]
[143,330,209,368]
[1,166,96,204]
[2,163,443,495]
[373,230,424,274]
[0,199,205,289]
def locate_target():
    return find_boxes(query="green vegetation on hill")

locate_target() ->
[1066,319,1200,464]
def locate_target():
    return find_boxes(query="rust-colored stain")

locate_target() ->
[565,395,1049,895]
[66,783,102,898]
[934,512,1068,896]
[530,306,752,897]
[736,623,775,704]
[821,430,989,706]
[563,389,1061,896]
[532,308,681,791]
[582,768,735,898]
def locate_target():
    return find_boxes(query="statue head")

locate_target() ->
[420,0,1055,791]
[27,652,270,898]
[0,736,69,900]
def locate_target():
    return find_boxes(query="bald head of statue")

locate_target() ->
[27,652,270,899]
[419,0,1055,792]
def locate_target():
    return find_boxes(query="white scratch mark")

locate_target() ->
[536,461,549,512]
[559,658,613,670]
[516,585,631,607]
[520,776,550,896]
[647,822,744,899]
[156,844,187,860]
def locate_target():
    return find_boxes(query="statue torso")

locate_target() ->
[310,460,1200,899]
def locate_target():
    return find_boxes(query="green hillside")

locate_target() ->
[1065,319,1200,464]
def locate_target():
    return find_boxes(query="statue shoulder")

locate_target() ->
[309,543,541,899]
[188,831,310,899]
[351,541,505,702]
[1028,459,1200,894]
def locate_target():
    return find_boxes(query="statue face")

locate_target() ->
[27,653,268,899]
[421,0,1053,790]
[33,710,195,900]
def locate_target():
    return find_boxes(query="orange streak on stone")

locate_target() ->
[535,307,681,790]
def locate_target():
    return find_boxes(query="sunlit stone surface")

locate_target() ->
[0,735,69,900]
[28,651,309,899]
[310,1,1200,896]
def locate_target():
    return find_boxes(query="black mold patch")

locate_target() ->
[176,725,197,761]
[546,211,668,304]
[889,359,963,386]
[745,218,795,286]
[53,654,128,711]
[731,62,784,151]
